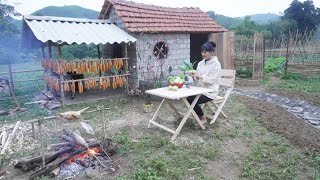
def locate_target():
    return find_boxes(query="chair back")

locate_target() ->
[219,70,236,89]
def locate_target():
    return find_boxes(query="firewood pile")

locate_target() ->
[0,121,24,155]
[13,129,118,179]
[25,90,61,110]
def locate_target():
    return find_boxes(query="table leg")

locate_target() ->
[182,97,206,130]
[171,95,200,141]
[166,100,182,118]
[148,99,165,128]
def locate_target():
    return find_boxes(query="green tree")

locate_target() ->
[0,2,21,64]
[283,0,320,32]
[266,19,298,39]
[231,16,272,38]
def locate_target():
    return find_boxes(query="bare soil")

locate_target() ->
[238,95,320,152]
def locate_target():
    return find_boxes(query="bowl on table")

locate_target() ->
[168,82,185,88]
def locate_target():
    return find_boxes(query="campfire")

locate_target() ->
[13,129,118,179]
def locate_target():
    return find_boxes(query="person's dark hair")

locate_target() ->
[201,41,216,52]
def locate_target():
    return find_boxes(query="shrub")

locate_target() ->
[264,57,286,73]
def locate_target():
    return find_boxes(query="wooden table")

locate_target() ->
[146,86,213,141]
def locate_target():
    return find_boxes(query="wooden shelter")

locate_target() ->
[21,15,137,106]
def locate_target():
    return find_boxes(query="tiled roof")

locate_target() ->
[99,0,228,33]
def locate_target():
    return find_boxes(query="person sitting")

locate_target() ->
[187,41,221,124]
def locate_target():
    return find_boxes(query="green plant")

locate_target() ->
[236,67,252,78]
[264,57,285,73]
[178,61,196,72]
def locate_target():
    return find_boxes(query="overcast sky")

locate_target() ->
[3,0,320,18]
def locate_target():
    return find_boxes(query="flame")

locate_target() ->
[65,147,102,164]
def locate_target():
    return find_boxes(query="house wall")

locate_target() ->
[105,8,191,89]
[133,33,190,89]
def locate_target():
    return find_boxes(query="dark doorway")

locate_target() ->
[112,43,123,58]
[190,33,208,68]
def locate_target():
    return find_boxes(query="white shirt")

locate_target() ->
[195,56,221,99]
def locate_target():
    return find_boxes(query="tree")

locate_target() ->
[266,19,298,39]
[0,2,21,64]
[283,0,320,32]
[231,16,272,38]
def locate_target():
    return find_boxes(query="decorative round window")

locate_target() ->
[153,41,168,59]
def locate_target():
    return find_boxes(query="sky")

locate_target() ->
[3,0,320,18]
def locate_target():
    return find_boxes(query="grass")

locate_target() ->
[105,96,319,179]
[258,70,320,94]
[1,95,319,179]
[268,77,320,93]
[0,63,48,124]
[0,63,319,179]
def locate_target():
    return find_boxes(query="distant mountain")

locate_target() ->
[31,5,100,19]
[208,11,281,30]
[241,13,280,24]
[207,11,242,29]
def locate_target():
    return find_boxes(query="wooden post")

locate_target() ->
[262,38,266,78]
[97,45,102,77]
[31,122,36,139]
[57,44,65,107]
[124,43,129,94]
[8,64,14,96]
[284,32,290,76]
[41,44,46,58]
[38,120,45,168]
[47,41,52,59]
[102,109,106,140]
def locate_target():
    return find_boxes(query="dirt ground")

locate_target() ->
[0,89,320,179]
[238,96,320,152]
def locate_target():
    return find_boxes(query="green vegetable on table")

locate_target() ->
[178,61,196,74]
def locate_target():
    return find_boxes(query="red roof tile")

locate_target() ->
[99,0,228,33]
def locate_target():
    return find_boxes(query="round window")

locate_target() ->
[153,41,168,59]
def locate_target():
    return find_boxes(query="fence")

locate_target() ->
[234,30,320,78]
[0,64,44,107]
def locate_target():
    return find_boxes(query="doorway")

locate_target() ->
[190,33,209,68]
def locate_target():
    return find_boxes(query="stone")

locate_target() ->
[304,116,320,121]
[267,97,272,102]
[0,110,9,116]
[308,120,320,125]
[314,112,319,116]
[281,105,292,109]
[290,107,304,113]
[285,100,291,104]
[298,101,305,105]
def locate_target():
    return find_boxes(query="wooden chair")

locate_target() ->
[201,69,236,124]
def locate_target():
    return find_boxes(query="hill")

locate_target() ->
[242,13,280,24]
[208,11,281,29]
[31,5,99,19]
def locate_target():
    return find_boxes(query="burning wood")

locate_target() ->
[13,128,118,179]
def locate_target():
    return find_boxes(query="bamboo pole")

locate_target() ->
[97,45,102,77]
[38,120,45,168]
[124,43,129,94]
[57,44,65,107]
[8,64,14,96]
[61,74,130,83]
[41,44,46,58]
[285,32,290,76]
[47,41,52,59]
